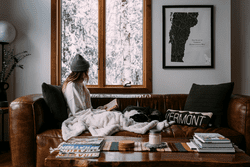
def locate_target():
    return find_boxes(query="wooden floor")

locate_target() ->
[0,151,12,167]
[0,142,12,167]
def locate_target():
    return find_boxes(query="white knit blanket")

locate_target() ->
[61,109,174,141]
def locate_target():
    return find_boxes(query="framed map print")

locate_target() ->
[162,5,214,68]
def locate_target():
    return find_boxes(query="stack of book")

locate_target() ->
[188,133,235,153]
[56,137,104,158]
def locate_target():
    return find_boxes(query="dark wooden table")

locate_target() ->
[45,136,250,167]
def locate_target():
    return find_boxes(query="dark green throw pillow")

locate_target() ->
[42,82,68,128]
[184,82,234,127]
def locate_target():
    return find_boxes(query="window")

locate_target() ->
[51,0,152,93]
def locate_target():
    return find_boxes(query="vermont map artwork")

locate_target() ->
[163,6,213,67]
[169,12,199,62]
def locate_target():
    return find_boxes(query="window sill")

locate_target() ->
[90,94,151,98]
[88,87,152,94]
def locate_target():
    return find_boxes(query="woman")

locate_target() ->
[62,54,92,117]
[61,55,169,140]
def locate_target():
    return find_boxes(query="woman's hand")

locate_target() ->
[96,106,107,110]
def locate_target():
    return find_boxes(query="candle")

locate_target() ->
[149,129,161,145]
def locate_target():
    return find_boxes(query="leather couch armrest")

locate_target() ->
[227,94,250,155]
[9,94,48,167]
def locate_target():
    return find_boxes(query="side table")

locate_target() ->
[0,107,9,153]
[0,107,8,142]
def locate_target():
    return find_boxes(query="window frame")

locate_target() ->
[51,0,152,93]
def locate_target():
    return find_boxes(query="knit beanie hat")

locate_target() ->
[71,54,90,72]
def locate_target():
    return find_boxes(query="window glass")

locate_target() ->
[106,0,143,85]
[61,0,98,85]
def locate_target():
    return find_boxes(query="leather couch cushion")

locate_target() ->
[37,127,244,148]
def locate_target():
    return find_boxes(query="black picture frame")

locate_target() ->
[162,5,214,68]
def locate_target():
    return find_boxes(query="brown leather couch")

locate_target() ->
[9,94,250,167]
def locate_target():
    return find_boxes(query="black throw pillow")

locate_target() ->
[42,82,68,128]
[184,82,234,128]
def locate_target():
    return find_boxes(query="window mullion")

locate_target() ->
[144,0,152,90]
[98,0,106,88]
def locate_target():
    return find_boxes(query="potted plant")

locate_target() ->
[0,48,30,102]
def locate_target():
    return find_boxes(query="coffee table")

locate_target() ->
[45,136,250,167]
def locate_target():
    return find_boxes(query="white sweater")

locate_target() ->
[63,82,92,117]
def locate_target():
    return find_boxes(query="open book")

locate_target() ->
[104,99,119,111]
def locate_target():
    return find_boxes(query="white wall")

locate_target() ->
[152,0,231,94]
